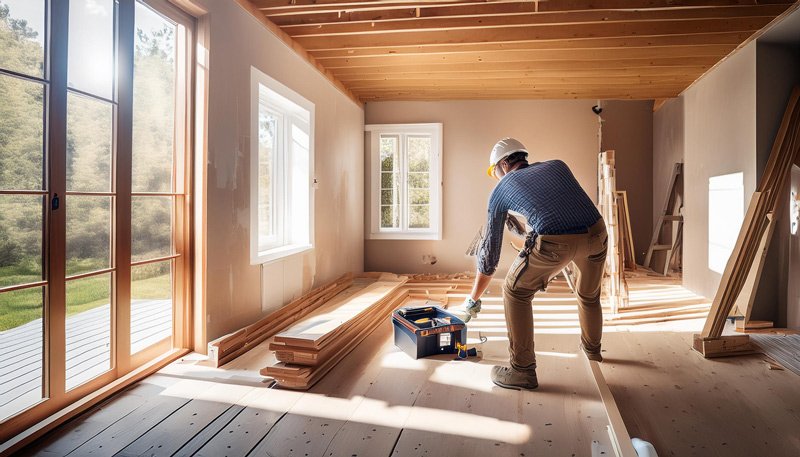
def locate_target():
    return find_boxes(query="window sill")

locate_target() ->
[367,232,441,241]
[252,244,313,265]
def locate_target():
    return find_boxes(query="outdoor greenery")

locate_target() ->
[0,3,175,332]
[378,135,432,229]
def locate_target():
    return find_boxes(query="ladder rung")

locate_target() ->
[662,215,682,221]
[652,244,672,250]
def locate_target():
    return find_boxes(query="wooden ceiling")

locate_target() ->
[244,0,799,102]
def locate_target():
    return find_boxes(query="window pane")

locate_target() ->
[409,205,430,229]
[407,172,429,189]
[409,189,429,205]
[65,273,111,390]
[66,196,111,276]
[258,110,278,250]
[0,286,44,421]
[0,74,44,191]
[132,2,176,193]
[131,261,172,354]
[0,0,45,78]
[0,194,43,288]
[67,0,115,99]
[380,136,397,172]
[408,136,431,172]
[381,205,398,229]
[67,92,112,192]
[132,196,172,263]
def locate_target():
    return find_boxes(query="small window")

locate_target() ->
[366,123,442,240]
[708,172,744,274]
[250,67,314,264]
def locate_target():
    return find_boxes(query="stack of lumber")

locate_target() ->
[615,191,637,271]
[206,273,355,367]
[262,273,408,389]
[598,150,628,313]
[699,87,800,355]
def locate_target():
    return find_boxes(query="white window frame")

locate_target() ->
[250,67,315,264]
[366,123,443,240]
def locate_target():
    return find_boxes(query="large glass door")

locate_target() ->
[0,0,193,437]
[0,0,48,422]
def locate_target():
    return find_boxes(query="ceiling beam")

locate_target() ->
[315,44,736,68]
[233,0,362,105]
[334,67,711,81]
[307,32,753,58]
[278,5,788,35]
[255,0,793,16]
[293,17,771,50]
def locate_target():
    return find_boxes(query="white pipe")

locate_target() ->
[631,438,658,457]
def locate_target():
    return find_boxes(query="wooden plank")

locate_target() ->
[267,2,789,25]
[170,404,246,457]
[293,17,771,50]
[115,380,256,457]
[231,0,362,105]
[354,88,687,101]
[583,355,639,457]
[280,5,788,36]
[692,334,755,357]
[702,87,800,339]
[318,45,734,67]
[256,0,794,16]
[733,212,775,321]
[309,32,756,58]
[273,275,407,349]
[66,389,191,455]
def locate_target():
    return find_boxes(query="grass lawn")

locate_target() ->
[0,260,171,332]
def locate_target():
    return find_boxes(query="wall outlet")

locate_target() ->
[422,254,437,265]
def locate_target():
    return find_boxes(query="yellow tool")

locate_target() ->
[455,341,477,359]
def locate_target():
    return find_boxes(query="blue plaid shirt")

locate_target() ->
[477,160,601,275]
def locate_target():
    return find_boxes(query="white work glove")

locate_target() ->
[460,297,482,323]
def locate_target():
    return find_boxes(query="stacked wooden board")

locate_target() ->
[206,273,355,367]
[698,87,800,356]
[262,273,408,389]
[598,150,629,313]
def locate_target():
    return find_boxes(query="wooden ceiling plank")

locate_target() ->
[279,5,788,36]
[255,0,793,16]
[232,0,362,104]
[307,32,753,57]
[328,56,723,75]
[346,81,693,90]
[353,89,686,100]
[293,17,771,50]
[334,67,711,81]
[316,44,736,68]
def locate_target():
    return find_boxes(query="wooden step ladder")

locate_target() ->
[644,163,683,275]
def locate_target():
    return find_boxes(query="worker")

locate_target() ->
[463,138,607,390]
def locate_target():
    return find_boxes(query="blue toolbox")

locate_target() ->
[392,304,467,359]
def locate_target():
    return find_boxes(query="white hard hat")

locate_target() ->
[487,137,528,177]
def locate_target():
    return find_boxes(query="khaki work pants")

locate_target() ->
[502,219,608,370]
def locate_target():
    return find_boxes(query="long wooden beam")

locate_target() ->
[233,0,362,105]
[334,66,710,81]
[293,17,770,50]
[328,56,721,75]
[316,45,734,68]
[255,0,793,16]
[279,5,787,35]
[354,88,685,100]
[307,32,754,58]
[266,2,787,25]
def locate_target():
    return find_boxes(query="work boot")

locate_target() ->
[580,343,603,362]
[460,298,482,323]
[490,365,538,390]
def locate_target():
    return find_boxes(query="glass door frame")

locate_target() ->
[0,0,195,442]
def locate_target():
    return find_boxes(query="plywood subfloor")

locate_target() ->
[16,275,800,457]
[18,283,615,457]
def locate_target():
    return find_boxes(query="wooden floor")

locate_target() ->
[15,275,800,457]
[0,299,171,422]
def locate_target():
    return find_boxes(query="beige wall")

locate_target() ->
[192,1,365,341]
[364,100,653,276]
[682,43,758,299]
[600,100,654,264]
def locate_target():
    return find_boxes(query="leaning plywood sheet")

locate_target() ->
[272,273,407,349]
